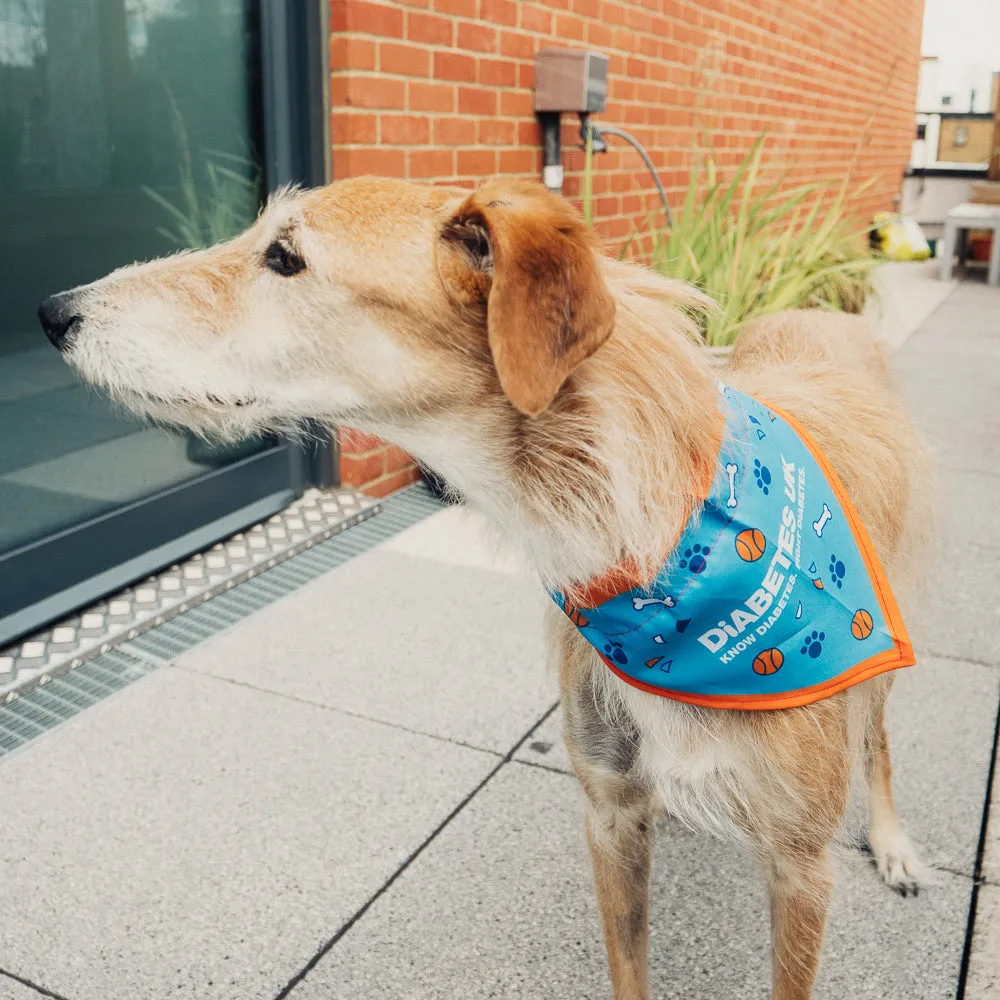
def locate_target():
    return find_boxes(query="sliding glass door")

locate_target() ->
[0,0,329,645]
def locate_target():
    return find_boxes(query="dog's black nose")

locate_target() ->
[38,292,83,352]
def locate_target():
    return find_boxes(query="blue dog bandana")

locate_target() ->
[551,383,914,710]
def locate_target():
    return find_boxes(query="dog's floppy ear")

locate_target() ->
[442,180,616,416]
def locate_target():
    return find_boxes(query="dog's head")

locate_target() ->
[39,177,616,439]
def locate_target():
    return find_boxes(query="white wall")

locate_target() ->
[902,175,974,226]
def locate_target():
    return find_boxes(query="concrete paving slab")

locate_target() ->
[881,657,998,876]
[514,706,573,774]
[900,280,1000,346]
[919,543,1000,666]
[966,885,1000,999]
[938,469,1000,552]
[379,506,527,576]
[289,763,971,1000]
[918,281,1000,347]
[895,322,1000,369]
[0,974,55,1000]
[865,259,957,352]
[176,549,555,754]
[0,668,496,1000]
[891,281,1000,476]
[891,353,1000,475]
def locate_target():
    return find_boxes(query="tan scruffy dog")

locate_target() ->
[39,178,931,1000]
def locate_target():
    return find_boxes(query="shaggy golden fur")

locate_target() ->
[43,177,931,1000]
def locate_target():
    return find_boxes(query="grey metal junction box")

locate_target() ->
[534,48,609,115]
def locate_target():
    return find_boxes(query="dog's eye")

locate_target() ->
[264,241,306,277]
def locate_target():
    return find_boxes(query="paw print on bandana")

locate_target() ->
[603,640,628,665]
[679,543,710,574]
[753,459,772,495]
[828,554,846,590]
[800,630,825,658]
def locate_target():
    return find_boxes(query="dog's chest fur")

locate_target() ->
[615,678,752,837]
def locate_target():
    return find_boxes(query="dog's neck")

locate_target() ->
[374,277,722,591]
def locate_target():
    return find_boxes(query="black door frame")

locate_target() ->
[0,0,334,647]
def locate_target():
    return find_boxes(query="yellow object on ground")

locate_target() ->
[874,213,931,261]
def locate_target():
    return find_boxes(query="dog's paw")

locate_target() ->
[869,828,924,897]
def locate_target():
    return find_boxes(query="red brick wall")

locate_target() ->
[332,0,925,493]
[338,428,424,498]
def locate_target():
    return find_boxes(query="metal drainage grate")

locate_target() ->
[0,648,155,756]
[0,483,444,759]
[125,484,446,663]
[1,487,379,702]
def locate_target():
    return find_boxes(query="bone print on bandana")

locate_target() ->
[550,383,915,711]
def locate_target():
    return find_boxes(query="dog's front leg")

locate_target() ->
[763,846,833,1000]
[562,670,652,1000]
[585,794,654,1000]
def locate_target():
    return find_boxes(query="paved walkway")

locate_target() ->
[0,274,997,1000]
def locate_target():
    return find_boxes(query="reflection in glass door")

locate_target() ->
[0,1,327,645]
[0,0,271,552]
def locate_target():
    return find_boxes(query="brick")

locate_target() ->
[458,86,497,115]
[499,29,536,60]
[519,4,552,33]
[517,119,541,145]
[586,20,613,47]
[480,0,518,27]
[340,448,386,485]
[627,56,648,79]
[363,464,423,498]
[330,112,379,145]
[406,10,452,45]
[333,147,406,179]
[621,193,643,214]
[500,89,533,116]
[409,80,456,111]
[479,58,517,87]
[478,119,516,145]
[331,75,406,110]
[610,171,633,193]
[380,113,431,144]
[330,0,403,37]
[554,13,586,40]
[434,50,477,82]
[433,0,476,15]
[499,148,538,173]
[596,195,619,217]
[457,21,497,52]
[330,36,376,71]
[409,147,456,177]
[339,427,385,454]
[561,173,581,198]
[384,445,416,474]
[433,116,470,145]
[457,148,497,176]
[380,40,431,77]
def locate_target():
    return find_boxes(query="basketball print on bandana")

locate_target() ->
[549,383,915,711]
[735,528,766,562]
[753,647,783,675]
